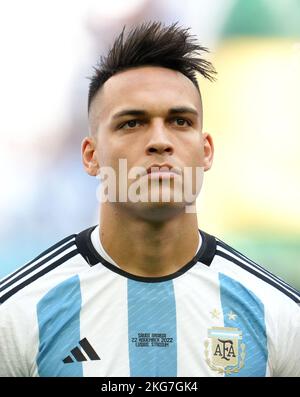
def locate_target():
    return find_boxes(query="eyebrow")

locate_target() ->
[112,109,146,119]
[112,106,199,120]
[169,107,199,116]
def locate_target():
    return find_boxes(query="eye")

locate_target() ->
[172,118,191,127]
[120,119,143,129]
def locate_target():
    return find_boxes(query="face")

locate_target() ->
[83,66,214,221]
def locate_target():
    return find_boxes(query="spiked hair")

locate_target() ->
[88,21,216,111]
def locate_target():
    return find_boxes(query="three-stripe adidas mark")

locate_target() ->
[63,338,100,364]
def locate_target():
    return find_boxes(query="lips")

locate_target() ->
[146,164,181,175]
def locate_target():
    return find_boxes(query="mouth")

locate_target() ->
[147,165,181,180]
[146,164,182,177]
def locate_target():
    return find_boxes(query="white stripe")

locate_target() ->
[79,265,130,376]
[0,238,75,290]
[0,245,76,298]
[216,244,300,300]
[174,263,225,377]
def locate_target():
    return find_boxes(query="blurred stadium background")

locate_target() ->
[0,0,299,289]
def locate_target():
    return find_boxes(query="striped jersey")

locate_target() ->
[0,225,299,377]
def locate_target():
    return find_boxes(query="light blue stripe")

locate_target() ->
[219,273,268,377]
[128,280,177,376]
[37,275,82,376]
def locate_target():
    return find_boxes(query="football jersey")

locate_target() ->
[0,225,299,377]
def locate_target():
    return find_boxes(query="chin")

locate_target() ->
[124,201,188,223]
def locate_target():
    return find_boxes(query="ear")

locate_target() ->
[81,136,99,176]
[202,133,214,172]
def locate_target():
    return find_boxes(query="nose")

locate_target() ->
[145,121,174,156]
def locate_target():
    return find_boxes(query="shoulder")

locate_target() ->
[206,233,300,307]
[0,226,96,307]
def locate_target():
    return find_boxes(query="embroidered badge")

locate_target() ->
[204,327,246,375]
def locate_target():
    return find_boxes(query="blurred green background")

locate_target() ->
[199,0,300,289]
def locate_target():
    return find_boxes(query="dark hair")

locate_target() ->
[88,21,216,111]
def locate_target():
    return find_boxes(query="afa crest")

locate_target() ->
[204,327,246,375]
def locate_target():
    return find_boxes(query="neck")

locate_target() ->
[99,203,200,277]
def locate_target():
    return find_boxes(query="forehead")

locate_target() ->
[90,66,202,125]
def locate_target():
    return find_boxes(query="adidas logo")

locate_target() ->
[63,337,100,364]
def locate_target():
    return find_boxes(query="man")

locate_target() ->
[0,22,299,377]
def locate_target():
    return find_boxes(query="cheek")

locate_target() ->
[97,140,134,170]
[190,153,204,169]
[182,138,204,166]
[97,135,116,162]
[97,145,114,167]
